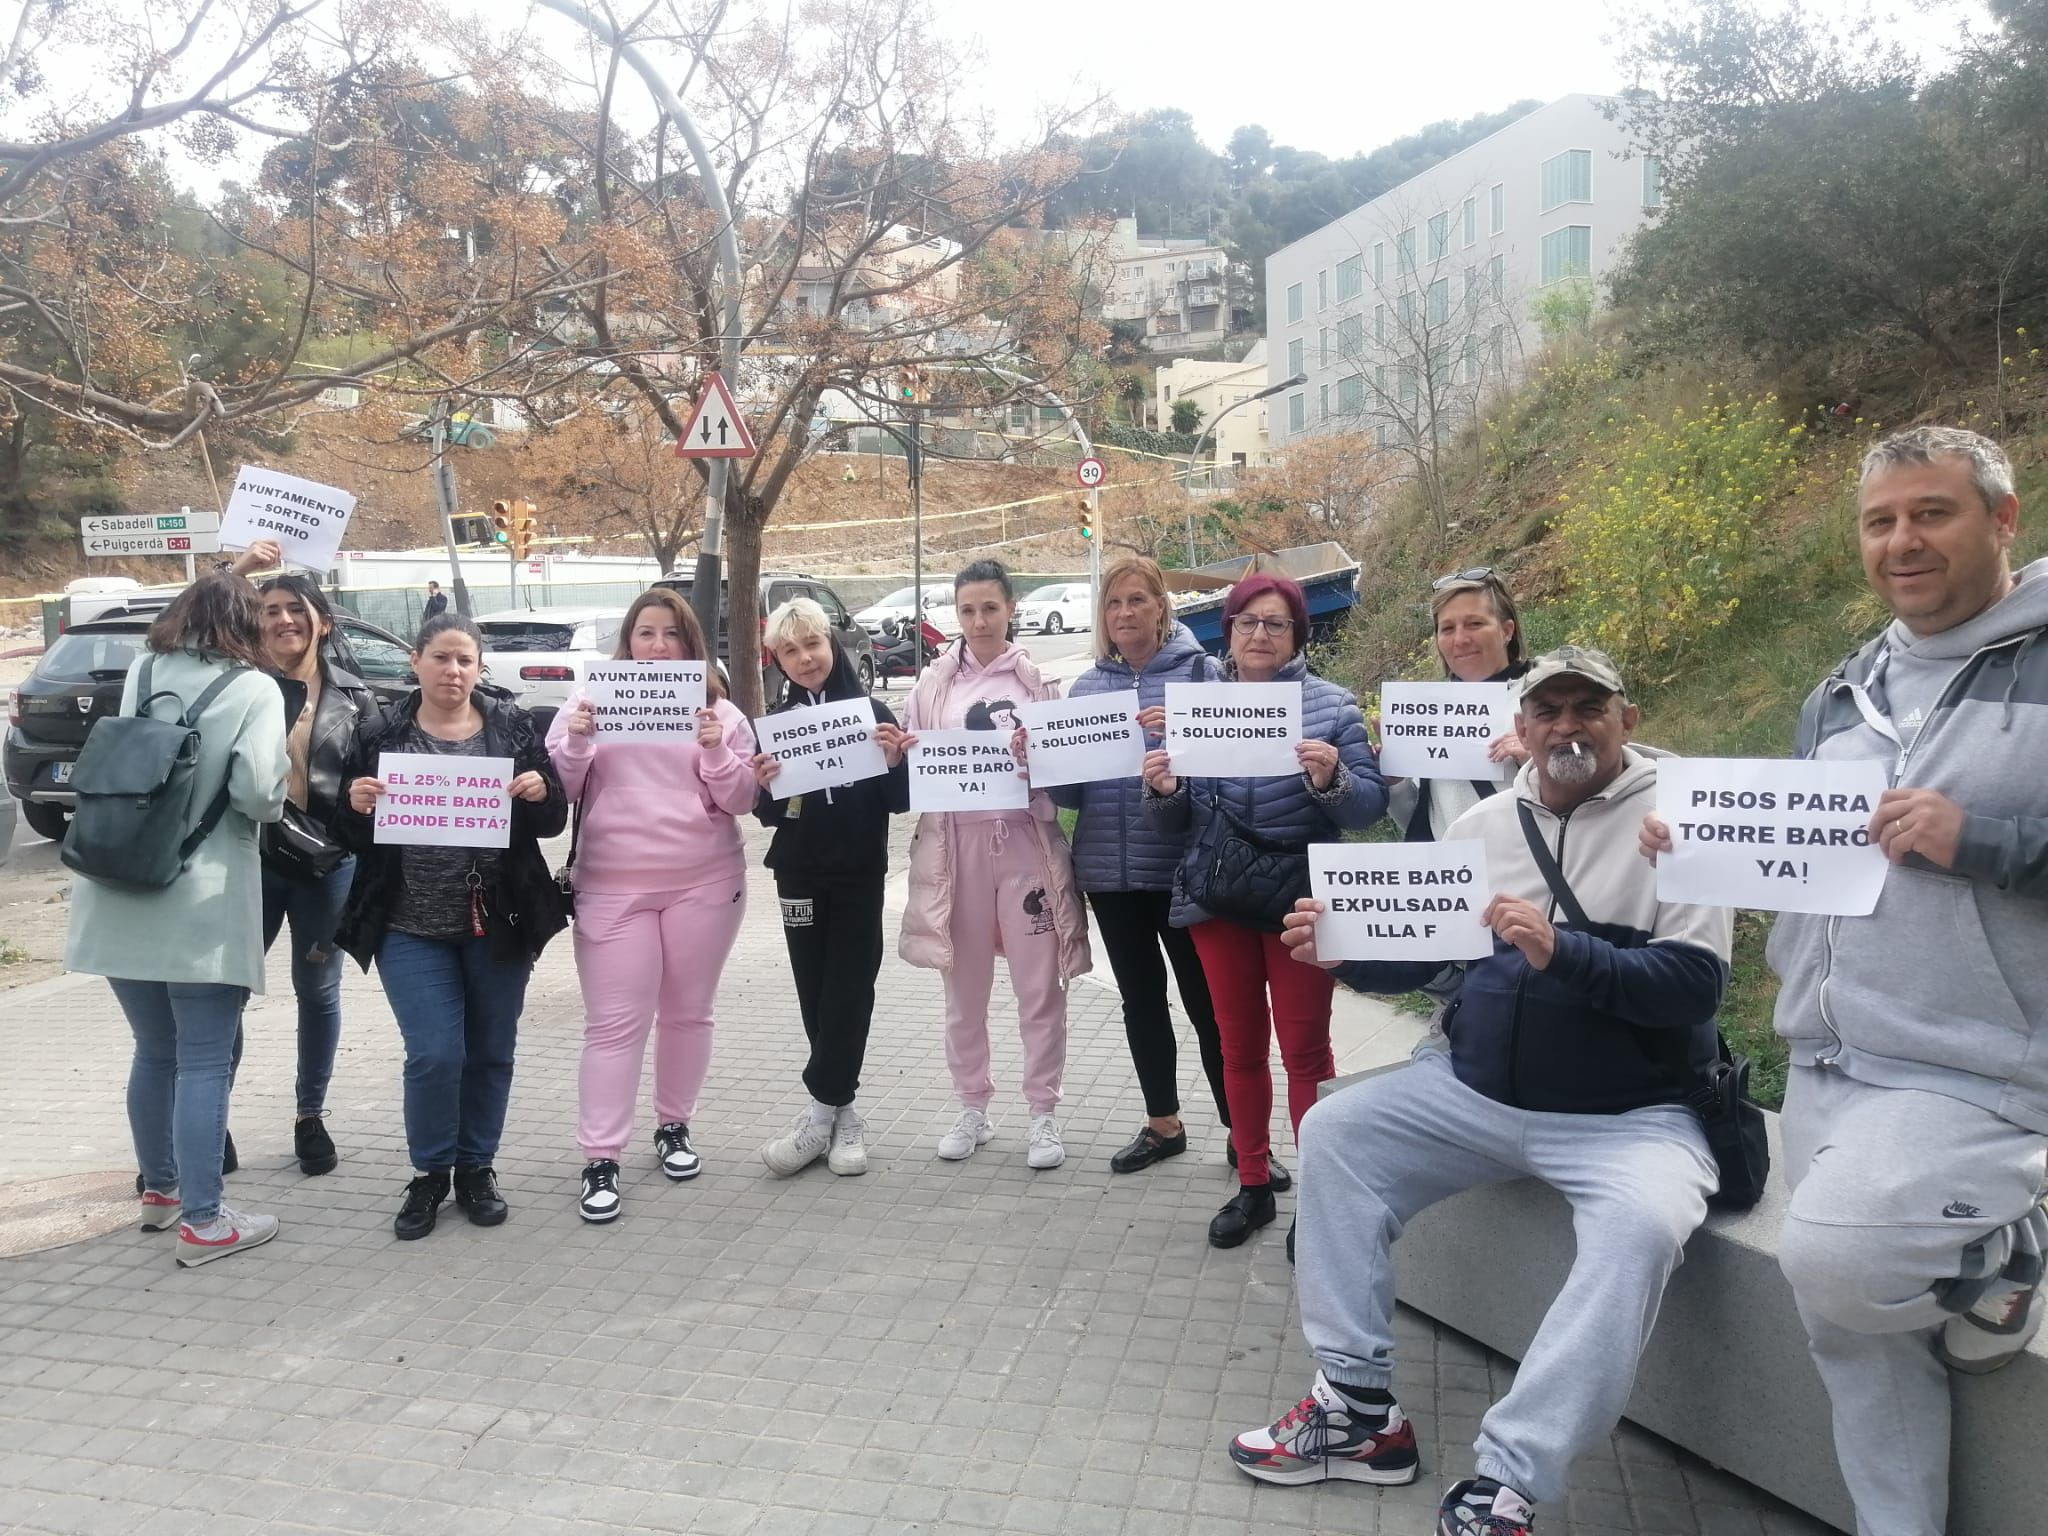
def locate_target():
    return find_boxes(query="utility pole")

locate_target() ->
[430,400,474,617]
[907,405,925,675]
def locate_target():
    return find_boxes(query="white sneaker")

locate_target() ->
[1026,1114,1066,1170]
[175,1204,279,1267]
[1939,1248,2046,1373]
[761,1114,832,1177]
[827,1110,869,1176]
[936,1108,994,1161]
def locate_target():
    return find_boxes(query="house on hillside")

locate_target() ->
[1154,341,1273,481]
[1098,218,1251,354]
[1263,94,1663,451]
[767,222,967,332]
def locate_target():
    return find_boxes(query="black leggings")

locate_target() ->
[1086,888,1229,1124]
[775,871,884,1108]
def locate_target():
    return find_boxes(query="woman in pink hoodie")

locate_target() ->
[900,560,1091,1169]
[546,589,758,1222]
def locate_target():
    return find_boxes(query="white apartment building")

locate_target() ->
[1154,341,1273,472]
[1100,218,1245,352]
[1263,94,1663,447]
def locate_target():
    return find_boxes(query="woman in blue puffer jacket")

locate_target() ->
[1044,556,1246,1181]
[1143,572,1384,1249]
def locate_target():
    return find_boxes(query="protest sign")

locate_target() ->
[1162,681,1302,778]
[579,661,708,741]
[218,465,357,571]
[373,752,514,848]
[756,698,889,800]
[1656,758,1889,916]
[1309,840,1495,962]
[1378,680,1517,781]
[1017,692,1143,789]
[909,729,1029,811]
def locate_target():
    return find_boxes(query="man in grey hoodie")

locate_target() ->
[1652,426,2048,1534]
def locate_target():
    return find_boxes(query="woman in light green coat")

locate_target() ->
[65,572,289,1268]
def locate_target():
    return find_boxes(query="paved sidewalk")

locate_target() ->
[0,828,1836,1536]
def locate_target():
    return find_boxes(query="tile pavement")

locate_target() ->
[0,823,1839,1535]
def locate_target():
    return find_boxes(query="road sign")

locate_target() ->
[81,531,218,557]
[675,373,757,459]
[80,511,221,538]
[1075,456,1106,489]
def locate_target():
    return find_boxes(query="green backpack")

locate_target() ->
[61,656,247,890]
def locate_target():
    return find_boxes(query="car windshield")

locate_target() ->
[477,621,578,651]
[872,586,922,608]
[38,629,146,681]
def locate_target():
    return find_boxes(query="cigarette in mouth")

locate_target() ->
[1569,742,1585,759]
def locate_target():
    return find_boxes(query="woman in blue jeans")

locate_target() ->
[334,613,568,1240]
[64,571,289,1267]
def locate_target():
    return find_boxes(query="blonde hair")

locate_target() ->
[1095,556,1174,661]
[764,596,832,654]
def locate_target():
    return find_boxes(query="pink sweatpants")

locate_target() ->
[573,881,747,1160]
[943,818,1067,1115]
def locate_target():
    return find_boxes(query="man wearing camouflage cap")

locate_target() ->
[1225,646,1734,1536]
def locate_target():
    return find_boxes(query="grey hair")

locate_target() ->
[763,596,832,653]
[1860,426,2016,511]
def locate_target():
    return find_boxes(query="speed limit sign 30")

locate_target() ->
[1075,455,1106,489]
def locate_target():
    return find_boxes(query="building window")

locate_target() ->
[1540,149,1593,212]
[1428,212,1450,262]
[1373,242,1385,285]
[1319,383,1329,421]
[1490,182,1505,235]
[1318,326,1329,366]
[1539,225,1593,284]
[1336,254,1363,302]
[1462,196,1478,248]
[1337,373,1365,415]
[1397,290,1414,328]
[1489,252,1506,299]
[1490,324,1507,370]
[1463,265,1480,309]
[1375,363,1388,398]
[1397,227,1416,275]
[1643,155,1664,209]
[1286,282,1304,323]
[1374,304,1386,344]
[1461,334,1480,384]
[1427,277,1449,327]
[1287,393,1306,433]
[1317,269,1329,309]
[1338,313,1363,355]
[1287,337,1304,377]
[1398,363,1418,409]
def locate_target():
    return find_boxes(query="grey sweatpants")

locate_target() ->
[1295,1053,1716,1504]
[1778,1065,2048,1536]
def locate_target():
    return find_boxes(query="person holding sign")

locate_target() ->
[1041,556,1234,1178]
[546,590,756,1224]
[1141,573,1384,1249]
[334,614,568,1242]
[1233,647,1730,1536]
[898,560,1090,1171]
[1643,427,2048,1535]
[752,598,911,1179]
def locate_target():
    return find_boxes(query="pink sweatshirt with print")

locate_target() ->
[546,693,758,894]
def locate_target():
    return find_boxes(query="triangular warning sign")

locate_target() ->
[675,373,757,459]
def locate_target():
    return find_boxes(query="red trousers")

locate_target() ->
[1190,918,1336,1187]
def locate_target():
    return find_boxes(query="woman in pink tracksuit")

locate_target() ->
[899,560,1091,1170]
[546,588,758,1223]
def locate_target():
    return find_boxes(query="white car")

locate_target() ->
[1017,583,1092,635]
[474,607,625,735]
[856,583,957,638]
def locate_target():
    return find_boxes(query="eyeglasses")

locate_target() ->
[1431,567,1499,592]
[1230,614,1295,637]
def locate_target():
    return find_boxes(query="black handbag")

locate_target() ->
[261,802,351,884]
[1187,805,1310,934]
[553,797,583,920]
[1515,802,1769,1211]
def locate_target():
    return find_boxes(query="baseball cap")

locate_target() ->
[1519,644,1628,700]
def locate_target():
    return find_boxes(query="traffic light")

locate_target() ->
[1076,495,1095,542]
[489,499,514,548]
[509,498,539,560]
[898,366,926,404]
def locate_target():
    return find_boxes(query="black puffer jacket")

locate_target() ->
[332,685,569,967]
[753,637,910,880]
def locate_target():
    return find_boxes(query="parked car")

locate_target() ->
[855,582,957,639]
[1016,582,1092,635]
[473,607,626,738]
[655,572,875,709]
[4,610,417,844]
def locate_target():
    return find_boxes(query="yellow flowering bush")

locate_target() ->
[1555,391,1799,670]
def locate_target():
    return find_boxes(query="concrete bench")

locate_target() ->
[1317,1064,2048,1532]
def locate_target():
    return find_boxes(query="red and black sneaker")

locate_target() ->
[1228,1371,1420,1486]
[1438,1477,1534,1535]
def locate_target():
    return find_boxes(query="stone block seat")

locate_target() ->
[1317,1065,2048,1532]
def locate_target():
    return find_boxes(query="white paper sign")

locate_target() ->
[1656,758,1890,916]
[218,465,357,571]
[1017,692,1144,789]
[373,752,515,848]
[756,698,889,800]
[1163,681,1302,778]
[579,661,708,741]
[1378,681,1517,781]
[1310,840,1496,962]
[909,729,1029,811]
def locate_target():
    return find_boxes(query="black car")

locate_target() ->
[4,611,417,843]
[656,571,876,708]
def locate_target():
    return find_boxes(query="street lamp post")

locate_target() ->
[1183,372,1305,564]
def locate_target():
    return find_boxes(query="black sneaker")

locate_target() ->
[1438,1478,1534,1536]
[395,1172,450,1241]
[453,1164,508,1226]
[1110,1124,1188,1174]
[1209,1184,1277,1249]
[1226,1142,1292,1192]
[653,1122,701,1181]
[295,1117,338,1176]
[579,1160,622,1223]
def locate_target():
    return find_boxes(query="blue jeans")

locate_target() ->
[110,979,249,1227]
[260,859,355,1116]
[375,930,530,1173]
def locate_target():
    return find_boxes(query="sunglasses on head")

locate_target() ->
[1431,567,1498,592]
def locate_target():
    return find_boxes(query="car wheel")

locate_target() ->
[857,654,876,692]
[21,800,70,843]
[1045,613,1064,635]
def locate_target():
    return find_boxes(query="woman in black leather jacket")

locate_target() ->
[254,573,376,1178]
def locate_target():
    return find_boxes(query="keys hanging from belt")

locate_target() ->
[467,865,487,938]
